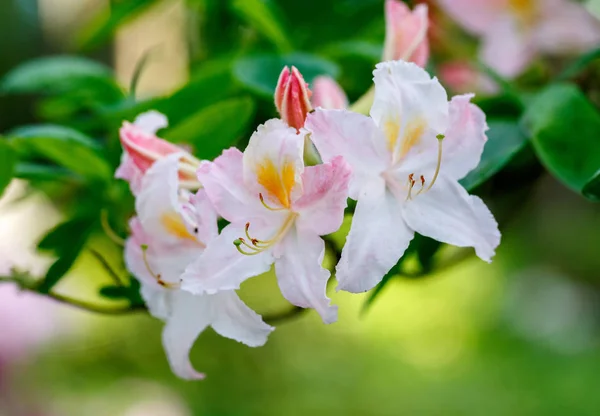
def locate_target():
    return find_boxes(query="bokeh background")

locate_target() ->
[1,0,600,415]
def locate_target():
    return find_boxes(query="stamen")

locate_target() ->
[233,239,263,256]
[259,193,286,211]
[425,134,444,192]
[101,210,125,246]
[406,175,416,201]
[415,175,426,196]
[140,244,178,288]
[233,214,298,256]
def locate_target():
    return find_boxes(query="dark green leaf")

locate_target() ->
[522,83,600,199]
[99,285,131,299]
[460,120,529,191]
[8,125,111,181]
[13,163,78,182]
[0,140,17,197]
[230,0,292,53]
[234,53,340,98]
[558,47,600,81]
[77,0,161,51]
[37,216,97,293]
[414,235,442,274]
[0,56,122,100]
[163,97,256,160]
[582,169,600,201]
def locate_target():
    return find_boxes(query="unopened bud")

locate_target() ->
[311,76,348,110]
[274,66,313,131]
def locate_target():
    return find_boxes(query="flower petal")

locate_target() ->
[441,94,489,181]
[311,76,348,110]
[243,119,304,209]
[336,178,414,293]
[371,61,448,165]
[134,110,169,134]
[115,152,143,195]
[197,148,266,223]
[210,291,274,347]
[533,0,600,54]
[306,109,389,198]
[480,16,534,78]
[274,227,337,324]
[181,223,274,295]
[383,1,429,66]
[162,290,211,380]
[403,176,500,262]
[136,153,199,246]
[184,189,219,246]
[293,156,351,236]
[436,0,506,35]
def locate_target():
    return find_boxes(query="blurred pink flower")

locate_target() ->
[0,282,60,360]
[383,0,430,66]
[311,76,348,110]
[438,61,499,95]
[438,0,600,77]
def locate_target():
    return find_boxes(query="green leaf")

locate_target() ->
[460,120,530,191]
[558,47,600,81]
[163,97,256,160]
[77,0,161,51]
[37,216,97,293]
[7,125,112,181]
[582,169,600,201]
[522,83,600,199]
[230,0,292,53]
[0,141,17,197]
[99,285,131,299]
[0,56,122,101]
[234,53,340,98]
[13,163,78,182]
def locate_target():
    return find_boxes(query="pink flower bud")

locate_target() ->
[116,111,201,192]
[311,76,348,110]
[383,0,430,67]
[438,61,499,95]
[274,66,313,130]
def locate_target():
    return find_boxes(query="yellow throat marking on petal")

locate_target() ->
[398,117,427,160]
[161,212,197,242]
[256,158,295,208]
[384,118,401,153]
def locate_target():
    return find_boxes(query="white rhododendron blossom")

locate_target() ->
[306,60,501,293]
[181,119,351,324]
[124,153,272,380]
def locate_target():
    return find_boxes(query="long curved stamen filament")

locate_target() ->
[425,134,444,192]
[140,244,178,288]
[259,193,286,211]
[233,215,297,256]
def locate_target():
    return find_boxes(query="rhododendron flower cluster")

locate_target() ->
[117,58,500,379]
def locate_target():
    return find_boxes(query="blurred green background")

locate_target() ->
[1,0,600,415]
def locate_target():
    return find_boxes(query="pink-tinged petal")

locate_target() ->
[311,76,349,110]
[186,189,219,245]
[437,0,507,35]
[533,0,600,55]
[115,152,143,194]
[135,153,198,246]
[274,227,337,324]
[306,109,389,199]
[243,119,304,210]
[210,291,274,347]
[383,1,430,66]
[162,290,210,380]
[480,16,535,78]
[440,94,489,181]
[196,148,264,223]
[181,223,274,295]
[438,61,499,95]
[275,66,313,130]
[403,176,500,262]
[371,61,448,166]
[293,156,351,236]
[336,178,414,293]
[134,110,168,134]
